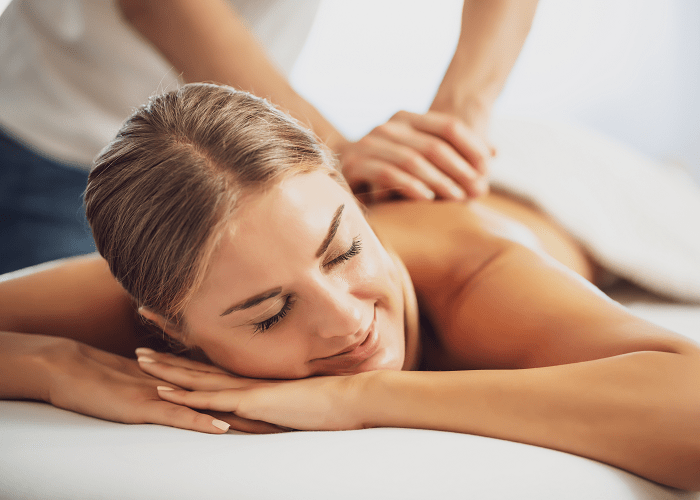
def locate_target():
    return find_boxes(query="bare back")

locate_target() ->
[368,195,689,372]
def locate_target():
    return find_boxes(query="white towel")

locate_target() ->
[489,118,700,303]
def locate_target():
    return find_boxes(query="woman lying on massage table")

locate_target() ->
[0,84,698,490]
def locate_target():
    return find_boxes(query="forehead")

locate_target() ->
[198,171,355,295]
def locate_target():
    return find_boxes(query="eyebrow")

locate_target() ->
[219,204,345,317]
[220,287,283,317]
[316,204,344,258]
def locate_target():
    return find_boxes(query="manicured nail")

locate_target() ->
[449,185,467,199]
[212,419,230,432]
[135,347,155,356]
[137,356,156,364]
[157,386,174,391]
[421,187,436,200]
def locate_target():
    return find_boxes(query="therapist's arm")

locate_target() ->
[431,0,539,146]
[117,0,513,202]
[118,0,346,152]
[339,0,538,201]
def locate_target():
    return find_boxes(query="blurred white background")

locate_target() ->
[2,0,698,182]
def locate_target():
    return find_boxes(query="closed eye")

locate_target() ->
[250,237,361,334]
[252,295,295,334]
[324,236,362,269]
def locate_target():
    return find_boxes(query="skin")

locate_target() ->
[142,171,597,380]
[1,171,700,488]
[171,172,408,379]
[140,172,700,489]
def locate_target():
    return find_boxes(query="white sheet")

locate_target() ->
[489,118,700,303]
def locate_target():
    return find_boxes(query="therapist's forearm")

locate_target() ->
[431,0,538,128]
[359,352,700,490]
[118,0,348,153]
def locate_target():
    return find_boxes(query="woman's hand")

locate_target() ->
[339,110,493,203]
[29,335,279,434]
[137,348,366,432]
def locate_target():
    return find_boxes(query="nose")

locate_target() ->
[311,279,365,339]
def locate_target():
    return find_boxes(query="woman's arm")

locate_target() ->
[360,244,700,490]
[0,255,279,434]
[0,254,138,356]
[152,243,700,489]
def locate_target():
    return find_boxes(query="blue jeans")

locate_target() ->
[0,128,96,274]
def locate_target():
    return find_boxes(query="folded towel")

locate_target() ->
[489,118,700,303]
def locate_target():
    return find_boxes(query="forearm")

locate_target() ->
[431,0,538,128]
[119,0,348,152]
[0,255,139,357]
[362,351,700,490]
[0,331,59,401]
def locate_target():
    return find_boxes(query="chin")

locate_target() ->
[349,342,405,374]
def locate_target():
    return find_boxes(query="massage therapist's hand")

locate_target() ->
[338,109,492,203]
[30,335,276,434]
[139,349,366,431]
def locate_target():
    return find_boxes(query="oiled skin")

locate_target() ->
[0,193,682,365]
[368,194,673,372]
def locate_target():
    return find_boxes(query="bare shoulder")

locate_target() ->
[366,200,534,298]
[367,200,696,371]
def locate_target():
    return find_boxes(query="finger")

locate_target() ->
[350,133,467,200]
[144,399,232,434]
[157,386,242,413]
[206,411,287,434]
[395,110,492,177]
[135,347,228,374]
[380,119,489,198]
[344,158,437,201]
[390,127,485,198]
[138,358,256,391]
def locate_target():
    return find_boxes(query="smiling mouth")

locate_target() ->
[313,307,379,368]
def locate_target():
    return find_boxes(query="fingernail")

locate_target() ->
[212,419,230,432]
[449,185,467,199]
[421,187,436,200]
[135,347,155,356]
[137,356,156,364]
[157,386,174,391]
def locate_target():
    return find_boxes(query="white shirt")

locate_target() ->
[0,0,320,169]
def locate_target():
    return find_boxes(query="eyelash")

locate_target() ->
[253,295,295,334]
[324,236,362,269]
[251,237,363,334]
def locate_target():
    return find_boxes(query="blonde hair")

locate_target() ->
[85,83,343,326]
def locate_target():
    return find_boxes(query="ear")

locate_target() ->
[137,306,181,338]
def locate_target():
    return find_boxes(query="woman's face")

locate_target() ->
[182,171,407,379]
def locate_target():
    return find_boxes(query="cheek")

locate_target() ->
[357,235,396,287]
[197,329,313,379]
[367,244,403,309]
